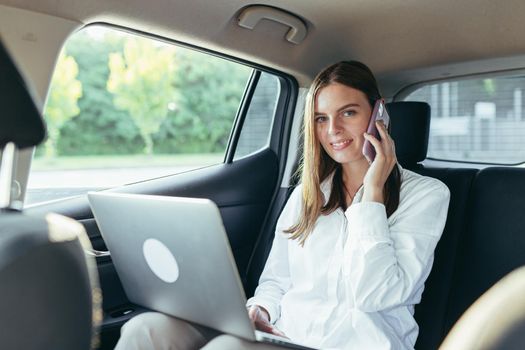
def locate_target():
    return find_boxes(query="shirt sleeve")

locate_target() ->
[342,177,450,312]
[246,187,301,323]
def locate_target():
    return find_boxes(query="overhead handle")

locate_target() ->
[238,5,307,45]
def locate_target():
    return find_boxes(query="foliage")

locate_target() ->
[42,51,82,157]
[38,27,251,158]
[154,50,250,153]
[53,30,144,156]
[107,38,177,154]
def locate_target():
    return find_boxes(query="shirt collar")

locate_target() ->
[319,163,403,205]
[319,171,364,206]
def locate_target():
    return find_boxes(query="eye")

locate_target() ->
[342,110,356,117]
[315,115,327,123]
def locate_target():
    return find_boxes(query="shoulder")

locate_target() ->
[390,166,451,232]
[399,167,450,200]
[395,167,450,217]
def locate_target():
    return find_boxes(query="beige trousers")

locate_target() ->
[115,312,286,350]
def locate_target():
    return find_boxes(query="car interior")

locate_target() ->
[0,38,100,349]
[1,1,525,349]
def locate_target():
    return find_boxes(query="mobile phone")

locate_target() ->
[362,99,390,163]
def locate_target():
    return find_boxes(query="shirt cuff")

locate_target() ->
[246,296,279,324]
[345,201,389,237]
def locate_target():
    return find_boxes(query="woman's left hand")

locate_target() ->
[362,120,397,203]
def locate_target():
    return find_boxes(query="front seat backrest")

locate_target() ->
[0,213,102,349]
[0,36,102,349]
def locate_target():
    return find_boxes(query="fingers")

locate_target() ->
[248,306,269,322]
[377,122,397,167]
[248,306,288,338]
[247,306,258,320]
[375,120,389,142]
[254,319,275,333]
[363,132,383,159]
[248,306,272,332]
[256,321,287,338]
[253,315,285,337]
[365,121,397,161]
[271,327,289,338]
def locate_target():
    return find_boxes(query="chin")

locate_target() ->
[329,152,364,164]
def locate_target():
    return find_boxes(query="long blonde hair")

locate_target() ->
[285,61,401,246]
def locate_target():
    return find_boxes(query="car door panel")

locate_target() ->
[25,148,279,349]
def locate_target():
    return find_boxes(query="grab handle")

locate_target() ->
[238,5,307,45]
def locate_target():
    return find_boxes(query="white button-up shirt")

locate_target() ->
[247,166,450,350]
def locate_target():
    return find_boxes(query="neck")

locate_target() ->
[341,157,369,190]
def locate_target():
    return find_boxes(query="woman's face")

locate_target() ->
[314,83,372,164]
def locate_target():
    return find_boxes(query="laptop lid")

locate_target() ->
[87,192,256,341]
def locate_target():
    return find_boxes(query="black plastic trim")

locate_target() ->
[225,70,260,163]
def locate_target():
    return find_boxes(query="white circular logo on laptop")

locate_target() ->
[142,238,179,283]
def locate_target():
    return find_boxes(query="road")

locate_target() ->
[25,166,197,205]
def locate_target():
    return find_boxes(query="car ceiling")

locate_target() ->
[1,0,525,96]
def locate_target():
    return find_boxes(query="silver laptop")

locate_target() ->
[88,192,315,350]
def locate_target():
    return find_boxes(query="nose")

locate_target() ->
[327,117,342,135]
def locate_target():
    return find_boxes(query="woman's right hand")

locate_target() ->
[247,305,288,338]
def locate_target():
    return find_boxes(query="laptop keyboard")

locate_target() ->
[255,330,317,350]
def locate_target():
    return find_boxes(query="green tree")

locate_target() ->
[43,51,82,157]
[107,38,176,154]
[57,29,144,156]
[154,50,251,153]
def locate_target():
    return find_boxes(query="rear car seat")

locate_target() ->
[388,102,478,349]
[443,167,525,334]
[390,102,525,349]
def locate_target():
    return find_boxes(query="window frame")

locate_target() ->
[69,22,298,166]
[394,69,525,166]
[227,71,293,162]
[26,22,299,205]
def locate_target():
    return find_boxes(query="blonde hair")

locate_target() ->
[285,61,401,246]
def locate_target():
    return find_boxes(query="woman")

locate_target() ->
[116,61,450,350]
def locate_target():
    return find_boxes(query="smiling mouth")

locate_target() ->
[330,139,353,150]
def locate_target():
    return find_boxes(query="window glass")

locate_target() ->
[26,25,253,205]
[234,72,280,159]
[405,75,525,164]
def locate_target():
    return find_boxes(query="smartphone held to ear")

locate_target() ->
[362,99,390,163]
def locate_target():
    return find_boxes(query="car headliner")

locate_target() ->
[1,0,525,96]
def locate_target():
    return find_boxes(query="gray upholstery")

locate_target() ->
[0,37,101,349]
[0,214,102,349]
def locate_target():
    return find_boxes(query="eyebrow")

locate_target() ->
[314,103,361,116]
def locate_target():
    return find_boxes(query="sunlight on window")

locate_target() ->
[27,25,253,205]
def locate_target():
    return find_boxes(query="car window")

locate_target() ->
[25,25,266,205]
[234,72,280,159]
[405,75,525,164]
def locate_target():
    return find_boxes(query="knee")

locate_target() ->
[120,312,168,336]
[118,312,177,349]
[117,312,207,350]
[201,334,247,350]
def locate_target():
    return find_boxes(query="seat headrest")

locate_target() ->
[0,37,46,149]
[387,101,430,167]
